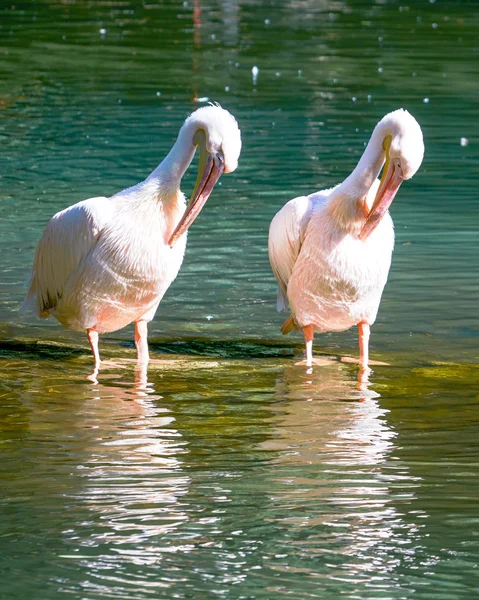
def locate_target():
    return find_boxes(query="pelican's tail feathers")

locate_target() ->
[276,287,289,312]
[280,315,296,335]
[19,283,35,316]
[19,276,48,318]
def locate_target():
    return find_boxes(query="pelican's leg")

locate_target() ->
[87,328,101,370]
[303,324,314,367]
[358,321,370,368]
[135,320,150,365]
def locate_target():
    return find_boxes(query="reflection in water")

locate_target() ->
[1,353,477,597]
[65,370,191,589]
[8,364,192,594]
[264,363,429,585]
[271,362,394,468]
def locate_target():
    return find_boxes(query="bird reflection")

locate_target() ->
[87,359,147,386]
[75,367,190,557]
[264,361,425,580]
[297,357,377,401]
[11,357,193,582]
[271,362,389,466]
[87,358,177,387]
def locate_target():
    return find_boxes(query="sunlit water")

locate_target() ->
[1,1,478,598]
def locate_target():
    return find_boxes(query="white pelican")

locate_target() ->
[269,109,424,368]
[21,105,241,370]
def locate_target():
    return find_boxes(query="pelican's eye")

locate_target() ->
[215,151,225,168]
[393,158,404,180]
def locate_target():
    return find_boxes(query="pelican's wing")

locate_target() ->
[21,197,114,317]
[268,196,312,312]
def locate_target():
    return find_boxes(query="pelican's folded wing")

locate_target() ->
[20,197,114,317]
[268,196,312,312]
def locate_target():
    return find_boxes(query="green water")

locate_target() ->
[1,0,479,598]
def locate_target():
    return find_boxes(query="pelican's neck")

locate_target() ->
[328,122,387,232]
[146,119,197,195]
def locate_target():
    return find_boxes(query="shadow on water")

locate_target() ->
[0,333,297,361]
[147,337,297,359]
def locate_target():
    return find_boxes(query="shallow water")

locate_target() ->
[1,0,478,598]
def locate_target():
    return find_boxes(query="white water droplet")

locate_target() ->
[99,28,107,34]
[423,97,430,103]
[460,137,468,147]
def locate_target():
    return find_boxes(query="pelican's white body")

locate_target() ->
[23,182,187,332]
[269,179,393,333]
[269,109,424,359]
[22,105,241,344]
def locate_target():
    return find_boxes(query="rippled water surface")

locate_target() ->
[1,1,478,598]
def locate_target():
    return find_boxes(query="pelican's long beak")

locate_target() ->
[169,130,224,247]
[359,139,403,241]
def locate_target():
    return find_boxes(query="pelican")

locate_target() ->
[21,105,241,370]
[269,109,424,368]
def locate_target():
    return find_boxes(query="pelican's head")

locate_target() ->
[359,109,424,240]
[169,104,241,247]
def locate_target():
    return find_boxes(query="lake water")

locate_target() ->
[1,0,478,598]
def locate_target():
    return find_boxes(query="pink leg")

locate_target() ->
[303,324,314,367]
[358,321,370,368]
[87,328,101,370]
[135,320,149,365]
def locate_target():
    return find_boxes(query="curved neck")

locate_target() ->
[147,120,197,191]
[328,122,387,231]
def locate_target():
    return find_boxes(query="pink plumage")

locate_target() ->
[22,105,241,372]
[269,109,424,368]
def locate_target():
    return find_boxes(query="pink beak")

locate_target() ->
[169,154,225,248]
[359,159,403,241]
